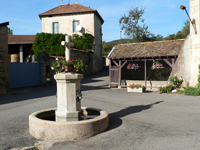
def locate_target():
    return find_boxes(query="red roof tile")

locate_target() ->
[109,39,185,59]
[8,35,36,44]
[39,4,104,23]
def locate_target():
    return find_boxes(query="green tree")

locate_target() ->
[181,20,190,37]
[8,28,13,35]
[165,20,190,40]
[119,7,152,42]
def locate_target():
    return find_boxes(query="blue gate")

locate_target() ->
[9,62,40,88]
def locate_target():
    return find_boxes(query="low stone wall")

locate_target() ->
[126,80,168,91]
[0,23,9,94]
[38,49,94,86]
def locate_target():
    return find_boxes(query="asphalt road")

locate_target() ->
[1,67,200,150]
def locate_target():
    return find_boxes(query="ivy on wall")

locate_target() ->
[32,33,94,58]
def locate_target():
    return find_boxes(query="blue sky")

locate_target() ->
[0,0,189,42]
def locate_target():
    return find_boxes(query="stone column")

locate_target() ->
[19,45,23,63]
[54,72,83,122]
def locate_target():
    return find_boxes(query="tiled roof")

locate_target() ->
[109,39,185,59]
[8,35,36,44]
[39,4,104,23]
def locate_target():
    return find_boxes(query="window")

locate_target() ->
[73,20,79,32]
[53,22,59,33]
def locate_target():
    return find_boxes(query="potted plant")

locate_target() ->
[151,60,164,70]
[127,63,140,70]
[71,59,87,73]
[127,83,145,93]
[64,60,73,72]
[51,59,67,73]
[51,58,87,73]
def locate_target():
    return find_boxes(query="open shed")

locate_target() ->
[107,39,185,89]
[8,35,36,62]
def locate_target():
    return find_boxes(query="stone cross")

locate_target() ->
[61,35,74,61]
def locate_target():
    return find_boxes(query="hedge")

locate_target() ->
[32,33,94,58]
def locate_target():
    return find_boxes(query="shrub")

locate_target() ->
[169,75,183,88]
[32,33,94,58]
[198,64,200,88]
[71,33,94,50]
[32,33,65,58]
[184,87,200,96]
[158,84,175,94]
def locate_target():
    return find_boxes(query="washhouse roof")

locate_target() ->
[108,39,185,59]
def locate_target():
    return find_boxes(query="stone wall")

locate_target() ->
[169,35,190,84]
[38,49,93,86]
[0,22,9,94]
[170,0,200,87]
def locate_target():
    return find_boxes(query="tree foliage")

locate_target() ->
[32,33,94,58]
[103,19,189,56]
[32,33,65,58]
[165,20,190,40]
[119,7,153,42]
[8,28,13,35]
[71,33,94,50]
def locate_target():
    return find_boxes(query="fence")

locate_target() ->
[9,62,40,88]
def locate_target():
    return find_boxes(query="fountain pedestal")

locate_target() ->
[54,72,83,122]
[29,35,109,142]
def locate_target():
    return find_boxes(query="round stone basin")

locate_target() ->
[29,107,109,142]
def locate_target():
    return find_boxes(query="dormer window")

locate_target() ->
[73,20,79,32]
[53,22,59,33]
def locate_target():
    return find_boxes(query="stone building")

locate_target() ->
[170,0,200,87]
[39,3,104,73]
[0,22,9,94]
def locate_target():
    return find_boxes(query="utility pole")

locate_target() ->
[120,31,122,44]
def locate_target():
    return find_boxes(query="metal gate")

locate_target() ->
[9,62,40,88]
[109,66,119,86]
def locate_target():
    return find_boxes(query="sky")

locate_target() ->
[0,0,189,42]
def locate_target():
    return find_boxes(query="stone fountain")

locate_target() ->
[29,36,109,142]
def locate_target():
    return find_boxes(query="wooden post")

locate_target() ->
[172,59,175,68]
[144,59,147,87]
[109,59,112,87]
[118,60,122,88]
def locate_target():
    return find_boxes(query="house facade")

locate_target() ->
[39,3,104,73]
[0,22,9,94]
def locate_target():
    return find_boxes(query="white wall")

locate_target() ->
[170,0,200,87]
[189,0,200,86]
[41,12,103,73]
[41,13,95,36]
